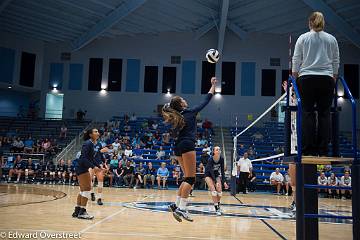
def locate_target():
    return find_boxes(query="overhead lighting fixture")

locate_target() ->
[8,86,12,89]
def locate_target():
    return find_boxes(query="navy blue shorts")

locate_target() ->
[75,159,93,175]
[174,139,195,156]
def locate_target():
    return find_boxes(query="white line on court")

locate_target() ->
[79,194,154,234]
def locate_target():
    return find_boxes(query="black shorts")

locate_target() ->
[174,139,195,156]
[76,159,93,175]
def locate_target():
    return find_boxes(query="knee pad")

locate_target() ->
[183,177,195,186]
[217,191,223,197]
[98,181,103,188]
[80,191,91,199]
[211,191,218,197]
[25,169,29,176]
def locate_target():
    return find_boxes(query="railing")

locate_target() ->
[54,121,95,163]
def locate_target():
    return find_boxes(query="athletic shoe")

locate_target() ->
[216,209,222,216]
[169,203,177,212]
[97,198,103,206]
[77,209,94,220]
[291,206,296,212]
[169,204,182,222]
[290,201,296,210]
[342,196,346,200]
[91,193,96,201]
[285,193,289,196]
[175,209,193,222]
[72,206,80,218]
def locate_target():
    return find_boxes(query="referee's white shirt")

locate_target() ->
[292,30,339,77]
[237,158,252,173]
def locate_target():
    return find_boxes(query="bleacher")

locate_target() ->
[231,121,354,191]
[0,117,90,160]
[106,116,212,185]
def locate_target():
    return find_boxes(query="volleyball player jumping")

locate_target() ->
[205,146,229,216]
[163,77,216,222]
[72,128,108,220]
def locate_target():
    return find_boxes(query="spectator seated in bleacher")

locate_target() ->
[43,160,56,184]
[157,162,169,190]
[340,171,352,200]
[284,170,292,196]
[114,161,124,187]
[124,145,133,158]
[270,168,284,195]
[248,171,256,192]
[23,137,34,154]
[41,138,51,153]
[8,155,23,183]
[202,143,211,156]
[122,160,135,188]
[156,146,165,160]
[134,162,146,189]
[328,172,339,198]
[196,135,208,147]
[317,172,328,195]
[67,159,78,186]
[171,158,181,186]
[11,137,24,153]
[56,159,67,184]
[195,162,206,190]
[144,162,156,189]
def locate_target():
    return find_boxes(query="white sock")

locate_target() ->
[175,196,181,206]
[97,193,102,199]
[179,198,188,210]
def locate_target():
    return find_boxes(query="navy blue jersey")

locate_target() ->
[46,162,56,171]
[13,161,23,170]
[94,142,105,165]
[205,156,226,183]
[177,93,213,141]
[145,167,156,175]
[78,140,101,168]
[57,164,67,172]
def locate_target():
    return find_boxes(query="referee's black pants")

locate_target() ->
[239,172,249,194]
[297,75,335,156]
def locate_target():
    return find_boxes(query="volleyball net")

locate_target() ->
[231,92,297,176]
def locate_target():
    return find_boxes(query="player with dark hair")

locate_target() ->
[163,77,216,222]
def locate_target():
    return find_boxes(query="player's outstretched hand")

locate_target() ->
[100,147,109,153]
[211,77,217,86]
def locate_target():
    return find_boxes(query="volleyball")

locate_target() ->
[206,49,220,63]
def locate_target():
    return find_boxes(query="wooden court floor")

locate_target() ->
[0,184,352,240]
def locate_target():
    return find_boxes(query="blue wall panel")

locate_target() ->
[0,47,16,84]
[181,60,196,94]
[126,59,140,92]
[68,63,83,90]
[241,62,256,96]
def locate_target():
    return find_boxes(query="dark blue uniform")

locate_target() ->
[205,156,226,183]
[94,142,105,166]
[76,140,101,175]
[174,93,213,156]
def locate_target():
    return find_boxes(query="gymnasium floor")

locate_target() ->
[0,184,352,240]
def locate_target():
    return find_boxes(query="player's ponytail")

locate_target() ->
[162,96,185,130]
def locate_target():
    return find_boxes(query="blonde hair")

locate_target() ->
[309,12,325,32]
[162,97,185,130]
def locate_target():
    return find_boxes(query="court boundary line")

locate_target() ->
[79,194,154,234]
[233,194,288,240]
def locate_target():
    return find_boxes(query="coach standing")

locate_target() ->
[292,11,339,156]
